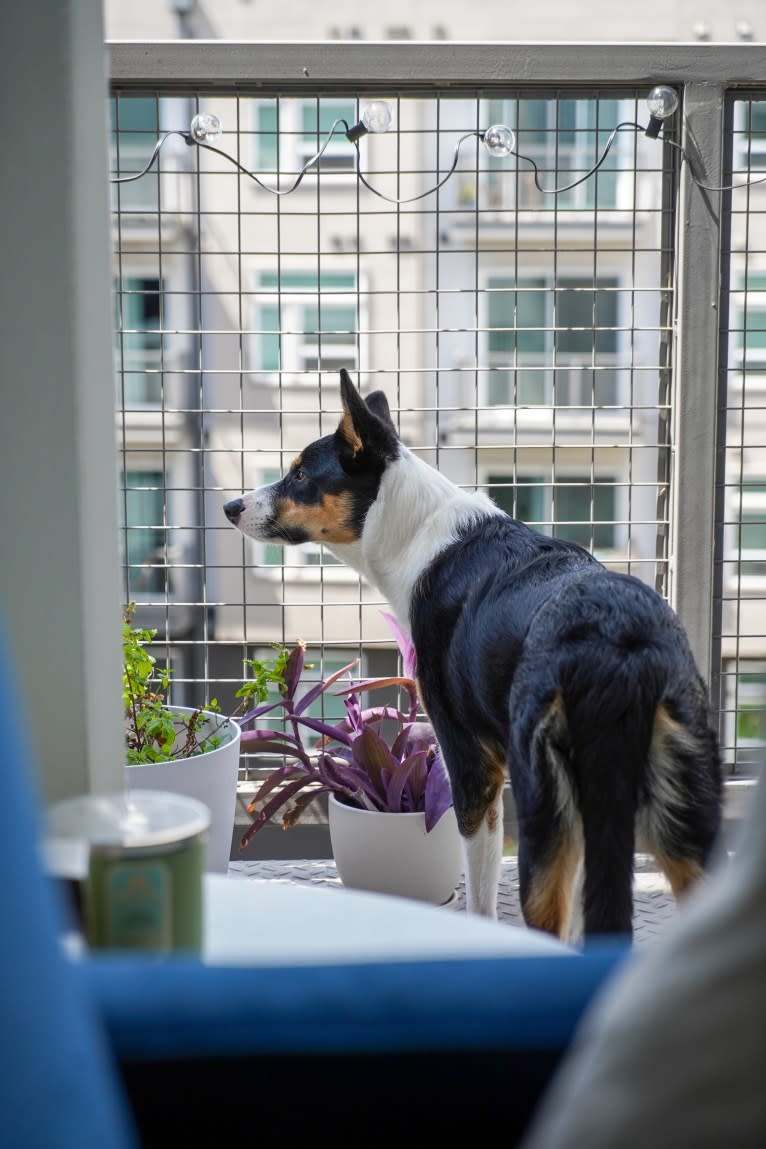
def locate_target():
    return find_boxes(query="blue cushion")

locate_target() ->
[83,945,627,1144]
[0,613,138,1149]
[85,946,627,1059]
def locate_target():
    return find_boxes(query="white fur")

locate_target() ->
[461,785,505,918]
[234,441,506,921]
[328,445,503,631]
[333,448,505,920]
[232,487,279,541]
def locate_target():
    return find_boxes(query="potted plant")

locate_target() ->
[237,615,463,905]
[122,603,242,873]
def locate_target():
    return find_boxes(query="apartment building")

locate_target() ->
[106,2,766,789]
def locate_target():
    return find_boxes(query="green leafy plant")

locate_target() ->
[123,603,232,765]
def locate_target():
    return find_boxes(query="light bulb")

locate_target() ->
[646,86,679,121]
[644,87,678,139]
[346,101,394,143]
[361,101,394,134]
[483,124,516,158]
[190,113,222,144]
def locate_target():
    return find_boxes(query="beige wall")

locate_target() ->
[104,0,763,44]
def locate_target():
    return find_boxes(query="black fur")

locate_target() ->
[411,514,722,939]
[225,371,723,942]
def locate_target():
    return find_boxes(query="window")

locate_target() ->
[252,98,358,175]
[120,470,167,595]
[488,474,616,552]
[724,663,766,776]
[486,276,620,406]
[736,100,766,171]
[483,96,624,210]
[116,277,162,404]
[110,95,160,211]
[734,482,766,581]
[252,270,359,382]
[733,274,766,390]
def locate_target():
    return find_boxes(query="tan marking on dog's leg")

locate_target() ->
[655,853,705,901]
[525,833,581,940]
[462,751,506,919]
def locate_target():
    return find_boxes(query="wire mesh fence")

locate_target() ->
[110,78,765,835]
[716,93,766,777]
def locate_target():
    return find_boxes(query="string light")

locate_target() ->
[645,86,680,139]
[189,112,222,143]
[346,100,394,142]
[110,91,763,201]
[483,124,516,158]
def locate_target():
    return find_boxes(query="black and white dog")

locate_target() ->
[224,369,722,940]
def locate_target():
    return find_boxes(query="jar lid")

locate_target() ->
[47,789,211,852]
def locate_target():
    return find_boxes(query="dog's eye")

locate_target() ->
[294,468,307,482]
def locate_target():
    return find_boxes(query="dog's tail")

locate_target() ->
[514,574,720,941]
[562,660,661,938]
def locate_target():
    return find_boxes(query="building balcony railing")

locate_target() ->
[100,41,766,858]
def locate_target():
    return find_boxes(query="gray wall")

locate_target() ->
[0,0,124,802]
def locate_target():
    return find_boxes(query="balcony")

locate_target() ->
[4,36,766,860]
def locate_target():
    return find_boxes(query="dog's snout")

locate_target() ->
[224,497,246,523]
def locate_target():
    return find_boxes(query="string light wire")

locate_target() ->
[109,95,757,201]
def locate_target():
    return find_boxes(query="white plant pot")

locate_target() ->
[328,792,464,905]
[125,707,241,874]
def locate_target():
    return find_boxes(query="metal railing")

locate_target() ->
[108,42,766,851]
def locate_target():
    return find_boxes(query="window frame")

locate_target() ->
[251,97,359,179]
[482,272,624,408]
[484,471,619,557]
[119,466,169,597]
[249,270,364,386]
[481,95,630,211]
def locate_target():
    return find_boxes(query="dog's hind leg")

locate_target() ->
[518,824,582,941]
[512,694,584,941]
[454,748,506,919]
[461,784,504,918]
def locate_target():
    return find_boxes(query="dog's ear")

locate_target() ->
[364,389,396,432]
[337,369,398,465]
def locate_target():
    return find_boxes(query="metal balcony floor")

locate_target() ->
[228,853,678,947]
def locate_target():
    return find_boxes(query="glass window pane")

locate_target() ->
[120,470,165,594]
[739,516,766,550]
[553,480,615,548]
[260,270,356,291]
[259,304,280,371]
[487,475,545,524]
[256,101,279,171]
[111,95,158,140]
[119,277,162,404]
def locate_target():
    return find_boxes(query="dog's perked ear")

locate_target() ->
[336,368,399,468]
[363,389,396,432]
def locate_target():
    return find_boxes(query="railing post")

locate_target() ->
[671,82,726,698]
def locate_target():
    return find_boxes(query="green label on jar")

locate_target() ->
[84,837,204,953]
[104,860,172,950]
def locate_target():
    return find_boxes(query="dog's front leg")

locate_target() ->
[460,783,505,919]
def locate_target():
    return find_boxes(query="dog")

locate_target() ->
[224,368,723,941]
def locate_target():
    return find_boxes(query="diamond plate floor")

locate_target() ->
[228,853,678,946]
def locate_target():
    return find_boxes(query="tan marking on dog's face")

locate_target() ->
[275,491,360,544]
[339,411,363,456]
[525,833,581,940]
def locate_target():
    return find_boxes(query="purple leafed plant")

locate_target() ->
[237,620,453,850]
